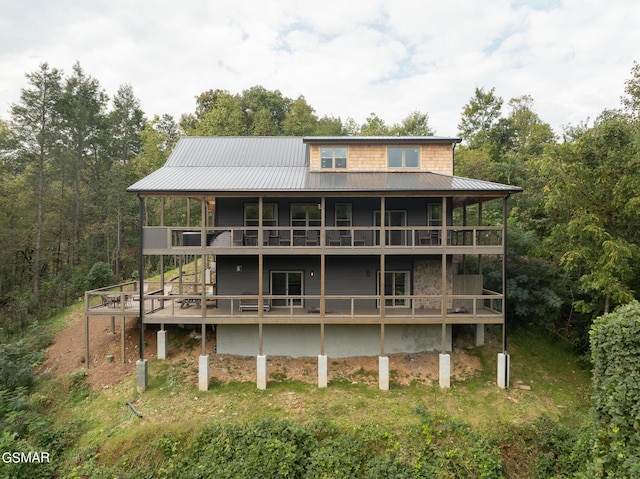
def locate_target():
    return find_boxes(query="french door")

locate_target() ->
[377,271,410,307]
[374,210,407,246]
[270,271,303,307]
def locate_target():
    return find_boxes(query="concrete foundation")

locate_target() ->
[257,355,267,390]
[379,356,389,391]
[474,324,485,347]
[198,355,210,391]
[217,324,452,357]
[439,353,450,388]
[318,355,328,388]
[136,359,148,393]
[497,352,510,389]
[157,330,167,359]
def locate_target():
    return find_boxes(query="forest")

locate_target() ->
[1,61,639,351]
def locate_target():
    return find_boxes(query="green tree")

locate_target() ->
[59,62,109,268]
[458,87,503,148]
[390,110,434,136]
[9,63,63,296]
[540,114,640,315]
[621,60,640,118]
[282,95,318,135]
[183,89,245,136]
[360,112,389,136]
[240,86,290,135]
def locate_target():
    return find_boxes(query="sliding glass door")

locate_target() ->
[270,271,303,307]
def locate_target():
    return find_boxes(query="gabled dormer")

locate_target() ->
[304,136,460,175]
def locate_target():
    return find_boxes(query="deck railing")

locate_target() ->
[142,226,503,251]
[137,292,503,323]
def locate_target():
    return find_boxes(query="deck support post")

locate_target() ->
[136,359,148,393]
[497,352,510,389]
[378,356,389,391]
[257,355,267,390]
[318,355,327,388]
[157,329,167,359]
[198,354,210,391]
[439,353,450,388]
[121,317,126,363]
[475,324,485,347]
[84,313,90,367]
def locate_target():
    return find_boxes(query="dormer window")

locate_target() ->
[388,147,420,168]
[321,147,347,169]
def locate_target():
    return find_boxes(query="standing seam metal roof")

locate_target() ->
[127,136,522,194]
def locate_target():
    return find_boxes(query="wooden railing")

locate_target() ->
[142,226,504,250]
[138,292,504,323]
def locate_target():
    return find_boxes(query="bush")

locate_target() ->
[589,300,640,477]
[84,262,113,290]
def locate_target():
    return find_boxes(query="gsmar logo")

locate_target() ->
[2,451,51,463]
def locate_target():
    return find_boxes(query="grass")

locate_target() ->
[36,322,592,474]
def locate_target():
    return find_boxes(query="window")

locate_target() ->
[291,204,321,227]
[244,203,278,226]
[321,147,347,169]
[335,203,352,227]
[388,147,420,168]
[427,204,442,226]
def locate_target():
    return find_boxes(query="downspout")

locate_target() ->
[138,194,144,361]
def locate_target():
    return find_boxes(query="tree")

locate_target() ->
[621,60,640,118]
[59,62,109,268]
[282,96,318,135]
[10,63,63,296]
[183,89,245,136]
[458,87,503,148]
[109,84,146,164]
[390,111,434,136]
[539,114,640,316]
[360,112,389,136]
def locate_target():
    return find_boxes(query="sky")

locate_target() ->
[1,0,638,136]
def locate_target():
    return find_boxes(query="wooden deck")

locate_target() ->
[86,295,503,326]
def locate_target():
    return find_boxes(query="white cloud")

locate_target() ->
[0,0,638,135]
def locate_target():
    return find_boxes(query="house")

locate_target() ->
[124,136,521,391]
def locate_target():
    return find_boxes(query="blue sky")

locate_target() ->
[1,0,638,135]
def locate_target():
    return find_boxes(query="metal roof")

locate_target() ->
[165,136,307,167]
[128,136,521,195]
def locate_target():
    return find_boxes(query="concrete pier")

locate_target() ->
[439,353,450,388]
[379,356,389,391]
[136,359,148,393]
[318,355,328,388]
[497,352,510,389]
[157,330,167,359]
[198,355,210,391]
[257,355,267,390]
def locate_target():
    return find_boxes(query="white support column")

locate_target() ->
[318,355,328,388]
[439,353,450,388]
[198,355,210,391]
[475,324,485,347]
[157,330,167,359]
[136,359,148,393]
[379,356,389,391]
[497,352,510,389]
[257,355,267,390]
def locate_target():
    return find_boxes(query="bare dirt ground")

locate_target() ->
[41,307,490,389]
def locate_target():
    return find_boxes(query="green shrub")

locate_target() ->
[589,300,640,478]
[84,262,113,290]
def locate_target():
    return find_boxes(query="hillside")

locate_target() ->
[26,303,593,477]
